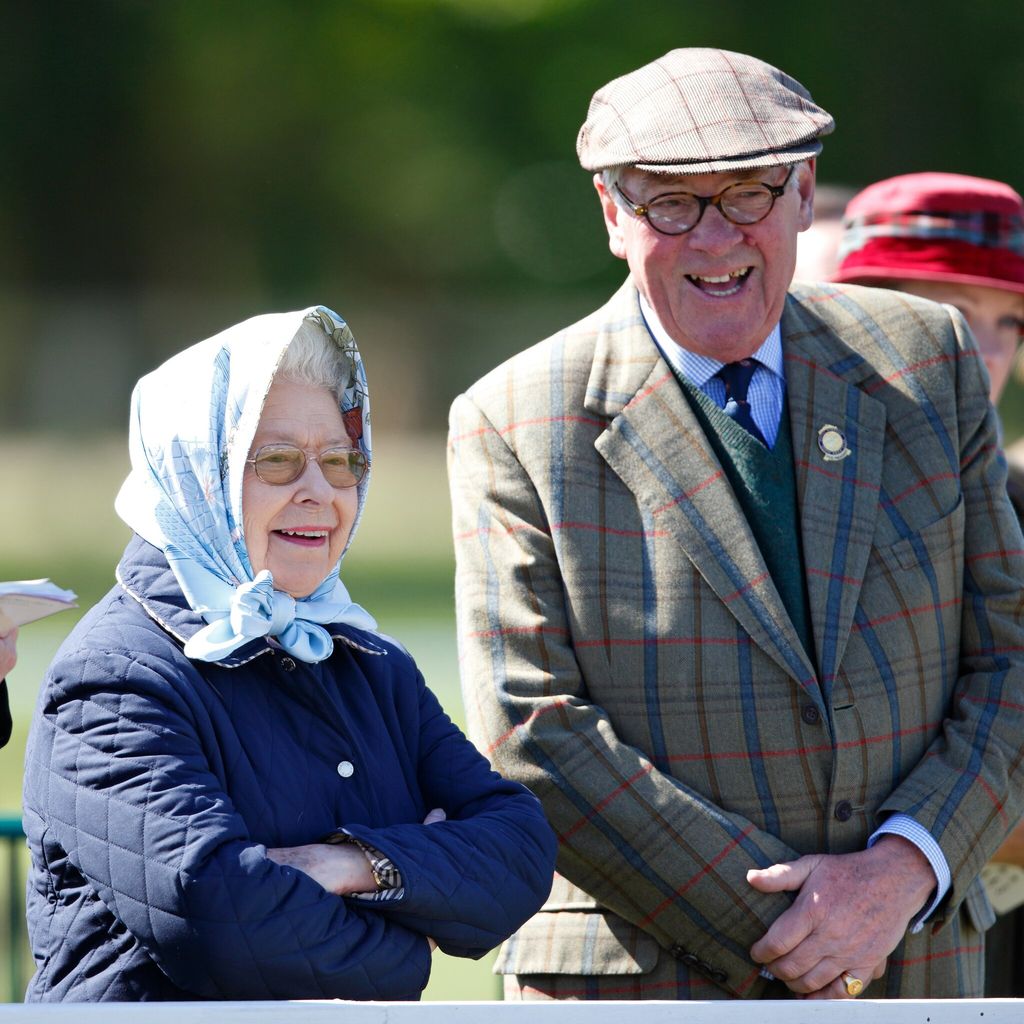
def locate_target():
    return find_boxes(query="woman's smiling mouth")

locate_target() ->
[274,528,330,547]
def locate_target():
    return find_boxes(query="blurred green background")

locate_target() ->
[2,0,1024,1003]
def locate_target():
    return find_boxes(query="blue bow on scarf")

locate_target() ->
[168,551,377,663]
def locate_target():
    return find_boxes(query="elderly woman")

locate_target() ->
[22,306,556,1002]
[834,172,1024,998]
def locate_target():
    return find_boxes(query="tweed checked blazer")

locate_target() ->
[448,279,1024,1000]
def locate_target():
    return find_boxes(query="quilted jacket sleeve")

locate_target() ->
[36,646,432,1001]
[342,675,557,957]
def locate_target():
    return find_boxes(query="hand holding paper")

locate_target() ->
[0,579,78,628]
[0,618,16,678]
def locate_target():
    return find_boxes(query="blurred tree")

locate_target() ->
[0,0,1021,430]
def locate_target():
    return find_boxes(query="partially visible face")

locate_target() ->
[596,161,815,361]
[888,279,1024,402]
[793,215,845,282]
[242,377,359,599]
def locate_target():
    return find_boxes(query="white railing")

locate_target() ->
[0,1001,1020,1022]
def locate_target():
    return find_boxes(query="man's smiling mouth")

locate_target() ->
[686,267,752,296]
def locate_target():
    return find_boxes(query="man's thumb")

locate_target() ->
[746,855,816,893]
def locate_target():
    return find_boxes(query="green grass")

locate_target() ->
[0,431,501,1001]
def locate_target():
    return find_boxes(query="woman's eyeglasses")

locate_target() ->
[246,445,368,488]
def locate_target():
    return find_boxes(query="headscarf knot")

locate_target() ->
[170,553,376,664]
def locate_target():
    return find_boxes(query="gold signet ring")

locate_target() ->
[840,971,864,996]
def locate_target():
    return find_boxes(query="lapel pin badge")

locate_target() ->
[817,424,851,462]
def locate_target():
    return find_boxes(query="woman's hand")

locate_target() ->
[267,810,447,897]
[0,622,17,679]
[266,843,376,896]
[0,618,18,679]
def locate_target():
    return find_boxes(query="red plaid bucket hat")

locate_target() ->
[834,172,1024,295]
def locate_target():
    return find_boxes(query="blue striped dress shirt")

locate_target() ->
[639,293,785,448]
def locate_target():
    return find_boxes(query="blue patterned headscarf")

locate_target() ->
[115,306,377,663]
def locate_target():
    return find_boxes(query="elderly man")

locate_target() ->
[448,48,1024,1000]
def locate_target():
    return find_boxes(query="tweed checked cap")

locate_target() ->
[577,48,834,175]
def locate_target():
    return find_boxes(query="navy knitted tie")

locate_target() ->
[717,359,767,445]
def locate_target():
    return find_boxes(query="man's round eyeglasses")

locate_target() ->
[614,166,794,236]
[246,445,368,488]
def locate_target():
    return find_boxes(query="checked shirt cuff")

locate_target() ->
[322,829,405,902]
[869,814,950,932]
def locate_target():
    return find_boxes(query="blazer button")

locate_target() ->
[834,799,853,822]
[337,761,355,778]
[669,945,699,966]
[280,656,297,671]
[800,704,821,725]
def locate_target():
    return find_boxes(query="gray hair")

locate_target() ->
[601,166,627,209]
[277,320,349,404]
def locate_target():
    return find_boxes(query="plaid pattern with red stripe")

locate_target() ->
[449,279,1024,999]
[838,209,1024,260]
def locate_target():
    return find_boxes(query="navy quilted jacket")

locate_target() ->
[22,536,556,1001]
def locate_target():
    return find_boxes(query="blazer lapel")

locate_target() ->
[782,291,887,695]
[588,282,817,689]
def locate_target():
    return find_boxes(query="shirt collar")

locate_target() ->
[637,290,783,386]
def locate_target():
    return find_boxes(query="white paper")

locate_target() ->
[0,579,78,628]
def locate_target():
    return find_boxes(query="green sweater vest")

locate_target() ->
[677,375,815,663]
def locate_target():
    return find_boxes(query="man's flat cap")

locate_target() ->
[577,48,834,175]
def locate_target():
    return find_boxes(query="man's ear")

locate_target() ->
[796,158,817,232]
[595,173,628,260]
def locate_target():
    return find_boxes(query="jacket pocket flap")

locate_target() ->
[875,496,964,572]
[494,909,660,976]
